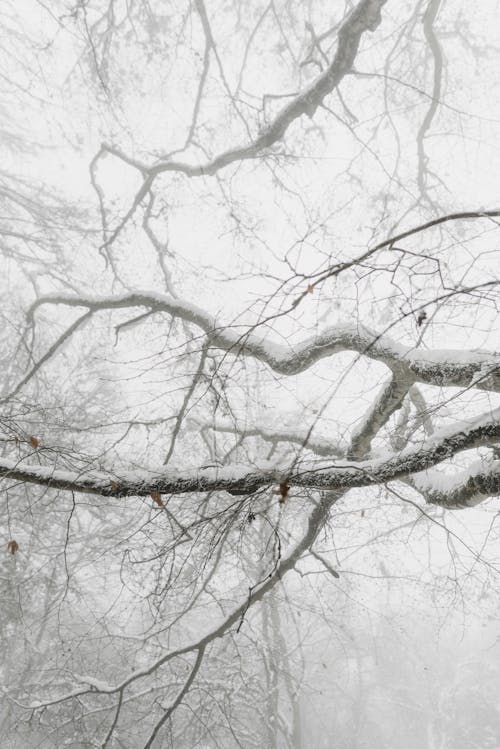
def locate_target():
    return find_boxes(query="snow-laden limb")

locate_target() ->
[29,290,500,392]
[2,406,499,503]
[348,371,413,457]
[406,350,500,392]
[411,457,500,508]
[23,439,500,712]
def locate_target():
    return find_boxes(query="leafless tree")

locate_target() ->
[0,0,499,746]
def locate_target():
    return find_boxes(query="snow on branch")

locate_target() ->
[29,290,500,392]
[411,458,500,508]
[1,406,499,504]
[348,372,413,458]
[20,455,500,710]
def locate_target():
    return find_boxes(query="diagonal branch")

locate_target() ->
[93,0,387,248]
[348,370,413,457]
[103,0,388,179]
[26,488,344,709]
[0,310,93,404]
[142,646,206,749]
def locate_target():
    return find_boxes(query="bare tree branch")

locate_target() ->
[28,290,500,392]
[1,406,498,502]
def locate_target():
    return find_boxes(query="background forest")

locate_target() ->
[0,1,500,747]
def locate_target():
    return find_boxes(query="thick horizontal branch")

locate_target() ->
[30,290,500,392]
[17,422,500,710]
[2,407,499,503]
[411,458,500,508]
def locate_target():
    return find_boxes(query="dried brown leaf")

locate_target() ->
[7,540,19,555]
[150,491,164,507]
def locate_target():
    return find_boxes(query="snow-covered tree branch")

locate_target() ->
[26,286,500,389]
[1,0,500,745]
[1,405,498,506]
